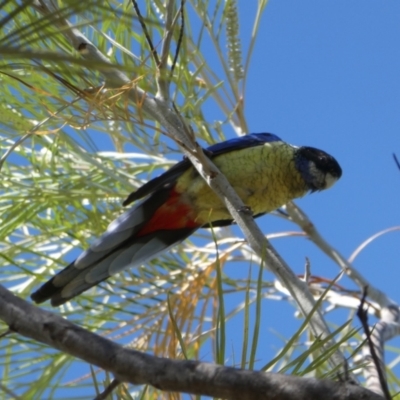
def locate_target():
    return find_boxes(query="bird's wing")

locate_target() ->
[206,132,281,154]
[31,133,283,305]
[123,133,282,205]
[31,186,198,306]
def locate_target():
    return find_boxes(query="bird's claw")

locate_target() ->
[238,205,253,216]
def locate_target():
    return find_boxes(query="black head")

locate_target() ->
[295,146,342,192]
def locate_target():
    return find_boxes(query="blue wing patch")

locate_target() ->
[206,133,281,154]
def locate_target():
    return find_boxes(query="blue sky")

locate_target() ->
[241,0,400,293]
[199,0,400,375]
[5,1,400,397]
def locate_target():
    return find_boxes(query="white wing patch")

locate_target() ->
[89,228,135,252]
[106,206,146,233]
[73,206,147,267]
[108,236,178,275]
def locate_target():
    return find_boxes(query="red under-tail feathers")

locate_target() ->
[136,188,199,236]
[31,187,200,306]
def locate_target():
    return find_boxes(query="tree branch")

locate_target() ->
[285,201,394,309]
[286,201,400,395]
[0,285,383,400]
[361,304,399,398]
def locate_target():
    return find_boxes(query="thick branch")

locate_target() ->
[0,286,383,400]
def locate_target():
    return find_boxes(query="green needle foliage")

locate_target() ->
[0,1,369,399]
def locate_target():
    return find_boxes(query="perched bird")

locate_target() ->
[31,133,342,306]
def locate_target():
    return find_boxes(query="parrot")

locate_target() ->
[31,133,342,306]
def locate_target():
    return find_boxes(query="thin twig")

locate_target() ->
[393,153,400,171]
[0,98,81,172]
[170,0,185,78]
[0,382,22,400]
[159,0,176,68]
[93,379,121,400]
[131,0,160,66]
[285,201,394,309]
[156,0,176,99]
[357,287,391,400]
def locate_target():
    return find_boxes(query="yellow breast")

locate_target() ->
[175,141,309,225]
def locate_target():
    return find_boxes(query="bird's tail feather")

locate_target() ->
[31,188,198,306]
[31,227,196,306]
